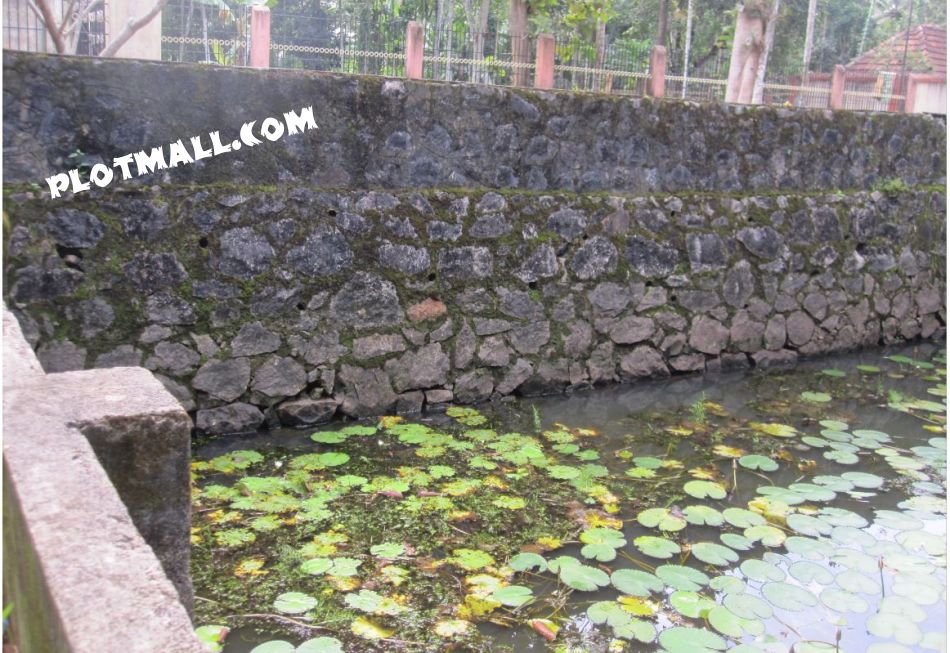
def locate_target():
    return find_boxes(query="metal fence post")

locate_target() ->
[534,34,555,89]
[250,6,270,68]
[649,45,666,98]
[829,65,845,110]
[406,21,424,79]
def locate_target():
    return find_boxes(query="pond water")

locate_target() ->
[191,342,947,653]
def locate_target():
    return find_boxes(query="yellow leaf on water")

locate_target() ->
[712,445,746,458]
[329,576,361,591]
[618,596,656,616]
[661,459,684,469]
[483,476,509,490]
[234,557,268,578]
[535,536,562,551]
[750,422,798,437]
[576,428,599,437]
[378,415,404,429]
[688,467,720,480]
[665,427,693,436]
[584,513,624,530]
[466,573,506,597]
[457,594,502,619]
[351,616,393,640]
[433,619,471,637]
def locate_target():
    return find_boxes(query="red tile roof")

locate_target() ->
[847,24,946,76]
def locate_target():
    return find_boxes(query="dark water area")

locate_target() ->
[193,342,947,653]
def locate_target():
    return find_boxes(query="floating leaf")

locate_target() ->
[273,592,318,615]
[433,619,471,637]
[788,560,834,585]
[866,612,923,646]
[684,480,726,500]
[609,569,664,597]
[612,617,656,642]
[690,542,739,566]
[451,549,495,571]
[786,513,833,536]
[557,560,611,591]
[670,590,716,618]
[683,505,724,526]
[821,368,846,377]
[720,533,754,550]
[310,431,348,444]
[739,558,785,582]
[195,625,228,653]
[723,508,766,528]
[490,585,534,607]
[820,587,868,613]
[823,449,859,465]
[350,616,393,640]
[655,564,709,591]
[750,422,798,438]
[835,569,879,594]
[723,592,773,620]
[370,542,405,558]
[250,642,294,653]
[743,525,786,547]
[588,600,632,627]
[657,626,727,653]
[633,535,680,559]
[761,582,819,611]
[801,391,832,403]
[841,471,885,489]
[509,552,547,572]
[738,455,778,471]
[708,605,763,638]
[637,508,687,532]
[580,527,627,561]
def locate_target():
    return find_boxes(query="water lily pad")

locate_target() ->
[250,642,295,653]
[801,391,832,403]
[433,619,471,637]
[820,587,869,613]
[637,508,687,532]
[580,527,627,561]
[633,535,680,559]
[857,364,881,373]
[691,542,739,566]
[723,507,766,528]
[817,507,868,528]
[344,589,408,615]
[761,581,819,611]
[707,605,764,638]
[684,480,727,500]
[370,542,405,558]
[350,616,393,640]
[509,552,547,572]
[670,590,716,618]
[657,626,727,653]
[841,471,885,488]
[451,549,495,570]
[720,532,754,550]
[490,585,534,607]
[296,638,344,653]
[802,436,830,448]
[587,600,632,627]
[866,612,923,645]
[611,569,663,596]
[612,617,656,642]
[274,592,318,614]
[786,513,833,536]
[743,525,786,547]
[821,368,847,377]
[655,564,710,591]
[750,422,798,437]
[556,560,611,591]
[738,455,779,471]
[310,431,348,444]
[739,558,785,582]
[683,505,724,526]
[709,575,746,594]
[823,449,859,465]
[724,592,773,620]
[835,569,879,594]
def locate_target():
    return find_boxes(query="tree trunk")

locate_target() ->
[798,0,817,105]
[509,0,530,87]
[656,0,669,47]
[201,4,210,63]
[434,0,446,79]
[750,0,781,104]
[725,3,765,104]
[444,0,456,80]
[594,17,606,91]
[470,0,490,82]
[682,0,694,98]
[180,0,194,61]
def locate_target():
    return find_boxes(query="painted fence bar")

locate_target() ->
[405,21,424,80]
[249,6,270,69]
[649,45,666,98]
[534,33,555,90]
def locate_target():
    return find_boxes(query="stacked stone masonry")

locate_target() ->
[5,186,946,433]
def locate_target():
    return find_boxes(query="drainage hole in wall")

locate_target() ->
[199,237,209,248]
[296,302,307,311]
[327,209,337,217]
[427,273,437,281]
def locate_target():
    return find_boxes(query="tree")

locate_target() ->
[750,0,780,104]
[509,0,531,86]
[29,0,170,57]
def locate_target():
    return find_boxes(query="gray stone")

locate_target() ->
[737,226,783,259]
[146,293,196,326]
[688,316,729,355]
[497,358,534,394]
[288,229,354,277]
[477,336,511,367]
[11,265,84,302]
[570,236,618,280]
[37,340,86,373]
[218,227,275,279]
[474,318,514,336]
[356,192,400,212]
[378,242,430,275]
[401,327,425,347]
[661,333,687,355]
[454,321,477,369]
[45,208,104,248]
[498,287,545,321]
[290,332,347,366]
[276,398,338,426]
[521,360,571,395]
[122,252,188,294]
[353,333,407,360]
[515,245,558,283]
[810,245,839,268]
[620,346,670,379]
[476,192,508,213]
[670,353,705,372]
[383,217,418,239]
[429,319,454,343]
[587,342,616,383]
[803,292,829,321]
[454,369,495,404]
[547,208,589,239]
[916,286,942,314]
[723,260,755,308]
[786,311,816,347]
[140,324,173,344]
[69,298,114,338]
[191,334,219,357]
[563,320,593,358]
[609,316,655,344]
[637,287,667,311]
[720,353,751,370]
[588,282,631,317]
[335,211,373,235]
[192,279,238,299]
[230,322,281,357]
[192,358,251,402]
[470,214,512,238]
[395,391,425,414]
[196,403,264,435]
[329,273,403,328]
[764,315,787,350]
[729,313,765,352]
[154,374,196,412]
[677,290,721,313]
[751,349,798,368]
[151,341,200,375]
[438,246,493,280]
[251,356,307,399]
[338,365,398,417]
[94,345,142,368]
[509,321,550,354]
[384,343,451,392]
[686,233,727,271]
[425,389,454,405]
[427,220,463,242]
[625,236,679,278]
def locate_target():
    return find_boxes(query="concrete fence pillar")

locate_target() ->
[406,21,424,79]
[829,64,846,110]
[250,6,271,68]
[649,45,666,98]
[534,33,555,89]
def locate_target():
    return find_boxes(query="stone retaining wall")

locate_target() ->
[4,185,945,433]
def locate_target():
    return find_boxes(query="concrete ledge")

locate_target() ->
[2,308,203,653]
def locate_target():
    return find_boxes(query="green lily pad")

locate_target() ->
[657,626,727,653]
[761,582,819,611]
[801,391,832,403]
[723,508,766,528]
[637,508,687,532]
[683,505,724,526]
[296,637,345,653]
[720,532,754,550]
[820,587,868,613]
[655,564,710,591]
[723,592,773,620]
[670,590,716,618]
[787,513,833,536]
[274,592,318,614]
[824,449,859,465]
[739,558,785,582]
[610,569,663,596]
[841,471,885,488]
[632,456,664,469]
[709,575,746,594]
[866,612,923,645]
[738,455,779,471]
[580,527,627,562]
[743,524,786,547]
[684,480,727,500]
[310,431,348,444]
[691,542,739,566]
[556,560,611,591]
[633,535,681,559]
[587,600,632,627]
[835,569,879,594]
[788,560,834,585]
[708,605,764,638]
[821,368,847,377]
[369,542,405,558]
[509,552,547,572]
[451,548,495,571]
[490,585,534,607]
[250,642,295,653]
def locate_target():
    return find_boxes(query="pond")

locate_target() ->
[191,342,947,653]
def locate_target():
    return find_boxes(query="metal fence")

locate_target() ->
[553,38,651,94]
[3,0,107,56]
[666,50,730,103]
[423,27,530,86]
[161,0,249,66]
